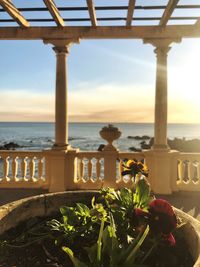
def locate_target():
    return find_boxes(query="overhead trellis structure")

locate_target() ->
[0,0,200,39]
[0,1,200,195]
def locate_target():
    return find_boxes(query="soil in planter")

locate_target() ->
[144,230,194,267]
[0,216,194,267]
[0,215,74,267]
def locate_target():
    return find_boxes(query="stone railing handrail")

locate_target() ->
[77,151,104,158]
[118,151,145,159]
[0,150,47,156]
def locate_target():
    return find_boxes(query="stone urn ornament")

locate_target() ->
[99,124,121,151]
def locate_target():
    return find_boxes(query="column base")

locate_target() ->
[152,144,170,151]
[144,150,173,194]
[52,143,71,151]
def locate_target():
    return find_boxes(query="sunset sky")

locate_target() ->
[0,1,200,123]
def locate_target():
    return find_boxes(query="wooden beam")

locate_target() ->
[43,0,65,27]
[159,0,180,26]
[126,0,136,27]
[195,18,200,26]
[0,25,199,40]
[0,0,29,27]
[86,0,97,27]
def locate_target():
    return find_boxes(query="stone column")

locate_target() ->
[53,44,70,150]
[44,39,79,150]
[144,38,180,150]
[153,43,170,150]
[143,38,181,194]
[43,39,79,192]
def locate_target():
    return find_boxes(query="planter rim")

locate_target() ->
[0,191,200,267]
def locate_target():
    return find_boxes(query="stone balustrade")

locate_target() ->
[1,138,200,194]
[171,153,200,191]
[73,150,145,190]
[0,151,49,188]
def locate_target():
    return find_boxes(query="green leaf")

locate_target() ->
[134,178,151,209]
[119,188,133,208]
[123,225,150,266]
[97,219,105,264]
[62,246,88,267]
[76,203,90,217]
[91,196,96,208]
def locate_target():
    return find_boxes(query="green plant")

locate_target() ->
[45,160,178,267]
[1,159,181,267]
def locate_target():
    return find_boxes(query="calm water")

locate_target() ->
[1,122,200,151]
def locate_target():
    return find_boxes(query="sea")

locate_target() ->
[1,122,200,152]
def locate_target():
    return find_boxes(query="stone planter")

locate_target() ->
[174,208,200,267]
[99,124,121,151]
[0,192,200,266]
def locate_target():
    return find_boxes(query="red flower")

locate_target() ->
[163,233,176,246]
[133,199,177,246]
[149,199,177,235]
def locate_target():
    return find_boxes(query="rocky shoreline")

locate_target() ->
[0,142,23,150]
[2,137,200,153]
[128,136,200,152]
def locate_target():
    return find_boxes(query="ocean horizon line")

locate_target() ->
[0,121,200,125]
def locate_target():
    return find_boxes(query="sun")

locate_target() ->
[168,40,200,123]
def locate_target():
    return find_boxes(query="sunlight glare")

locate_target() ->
[169,42,200,122]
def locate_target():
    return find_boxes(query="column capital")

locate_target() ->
[43,38,80,54]
[143,38,181,49]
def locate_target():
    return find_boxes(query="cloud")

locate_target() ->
[0,90,54,121]
[0,84,154,122]
[0,77,199,123]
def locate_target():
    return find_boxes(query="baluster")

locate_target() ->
[1,157,5,181]
[115,160,122,183]
[91,158,95,181]
[88,159,92,181]
[17,156,23,181]
[184,160,189,183]
[178,160,183,184]
[24,158,30,181]
[192,161,199,183]
[79,158,84,182]
[42,157,46,180]
[6,157,12,180]
[29,157,35,181]
[38,157,43,180]
[83,158,89,182]
[96,159,101,180]
[188,161,195,184]
[119,160,123,181]
[100,158,104,180]
[12,156,17,181]
[5,157,9,181]
[21,157,27,181]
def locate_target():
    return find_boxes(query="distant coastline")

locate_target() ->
[1,122,200,152]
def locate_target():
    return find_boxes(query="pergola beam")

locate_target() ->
[195,18,200,26]
[159,0,180,26]
[1,5,200,13]
[0,25,200,40]
[0,0,29,27]
[86,0,97,27]
[43,0,65,27]
[126,0,136,27]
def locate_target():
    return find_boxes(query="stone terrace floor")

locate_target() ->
[0,189,200,220]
